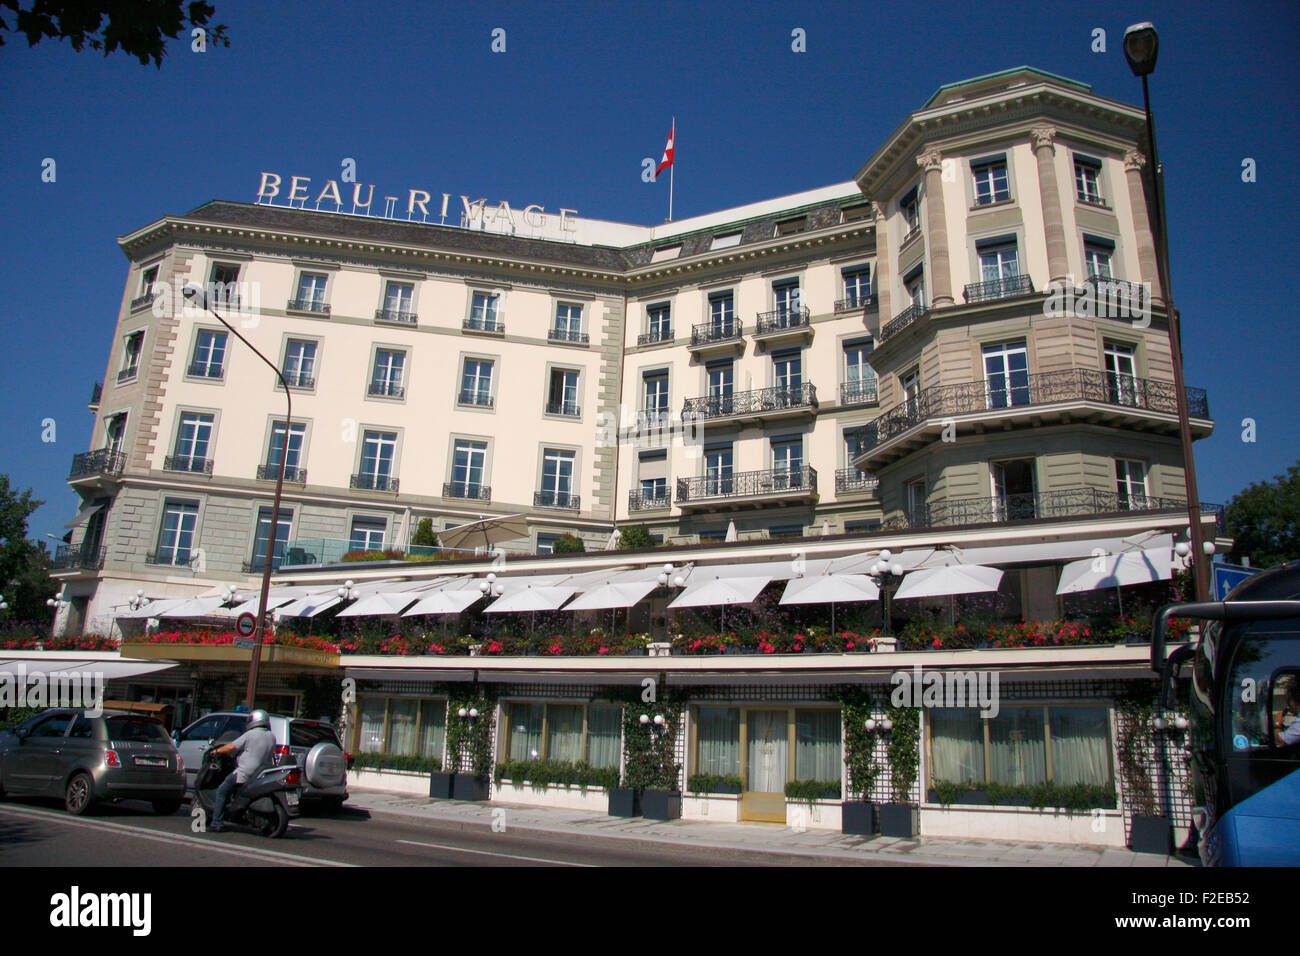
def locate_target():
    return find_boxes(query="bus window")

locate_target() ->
[1273,672,1300,749]
[1225,630,1300,754]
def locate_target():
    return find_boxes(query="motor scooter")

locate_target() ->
[192,745,301,838]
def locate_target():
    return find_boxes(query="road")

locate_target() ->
[0,798,896,867]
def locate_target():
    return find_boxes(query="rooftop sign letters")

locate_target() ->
[255,172,579,240]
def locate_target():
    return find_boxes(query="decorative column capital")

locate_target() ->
[869,200,886,221]
[1124,149,1147,172]
[916,149,943,174]
[1030,125,1057,151]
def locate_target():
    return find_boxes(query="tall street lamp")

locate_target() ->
[182,283,292,707]
[1123,22,1212,602]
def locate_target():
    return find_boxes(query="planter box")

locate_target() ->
[348,767,432,797]
[494,780,609,811]
[927,788,992,806]
[608,787,642,817]
[642,789,682,820]
[873,637,898,653]
[452,773,491,802]
[841,801,877,835]
[429,771,455,799]
[879,803,920,837]
[785,799,842,830]
[920,805,1126,846]
[1128,814,1172,855]
[681,793,741,822]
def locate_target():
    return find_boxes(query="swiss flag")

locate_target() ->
[654,121,675,180]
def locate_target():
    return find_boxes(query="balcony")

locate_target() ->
[902,224,922,246]
[852,367,1212,468]
[256,464,307,484]
[69,448,126,482]
[638,327,674,346]
[145,550,194,568]
[839,380,878,407]
[164,455,213,475]
[753,307,812,347]
[545,400,581,418]
[688,319,744,354]
[375,307,417,325]
[51,544,106,572]
[1082,273,1151,318]
[463,315,505,335]
[676,465,818,511]
[444,482,491,501]
[89,382,102,411]
[368,381,405,399]
[879,302,926,343]
[352,473,399,493]
[904,488,1224,531]
[629,489,671,512]
[187,362,224,380]
[458,390,494,409]
[962,273,1034,304]
[534,490,580,511]
[682,383,817,426]
[835,293,878,313]
[835,468,879,495]
[287,297,330,315]
[548,327,590,346]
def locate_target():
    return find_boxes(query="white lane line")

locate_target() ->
[395,839,596,867]
[0,804,354,867]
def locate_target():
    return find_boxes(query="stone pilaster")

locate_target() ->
[871,200,891,328]
[1123,149,1164,301]
[1031,125,1071,285]
[917,149,953,307]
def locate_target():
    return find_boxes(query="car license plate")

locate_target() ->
[134,756,167,767]
[286,790,300,807]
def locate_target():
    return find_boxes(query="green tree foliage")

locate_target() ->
[0,0,229,66]
[617,524,655,550]
[0,475,56,622]
[553,533,585,554]
[1224,461,1300,568]
[410,517,437,548]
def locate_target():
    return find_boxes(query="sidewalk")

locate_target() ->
[347,787,1194,867]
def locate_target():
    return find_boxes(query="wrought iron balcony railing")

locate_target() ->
[545,400,581,418]
[879,302,926,342]
[534,490,580,510]
[835,468,879,494]
[463,315,505,334]
[638,326,674,345]
[690,319,743,347]
[905,488,1224,530]
[835,293,878,312]
[962,273,1034,303]
[187,362,224,379]
[51,544,106,571]
[629,490,671,511]
[682,383,817,421]
[676,465,817,503]
[352,473,399,493]
[548,327,589,345]
[144,550,194,568]
[90,382,102,406]
[755,306,811,335]
[853,367,1211,456]
[839,380,878,407]
[444,482,491,501]
[368,381,405,399]
[458,390,494,408]
[375,308,417,325]
[256,463,307,484]
[164,455,213,475]
[902,224,922,245]
[69,448,127,480]
[287,297,330,314]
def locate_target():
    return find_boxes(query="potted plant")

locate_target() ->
[687,773,742,795]
[838,690,879,835]
[617,703,682,819]
[448,691,494,801]
[429,768,455,799]
[878,706,920,838]
[1117,698,1171,854]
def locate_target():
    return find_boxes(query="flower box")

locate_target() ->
[608,787,642,817]
[841,801,877,834]
[452,773,491,802]
[642,788,681,821]
[878,803,920,837]
[429,772,455,799]
[1128,814,1172,855]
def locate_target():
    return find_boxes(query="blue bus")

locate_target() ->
[1152,560,1300,866]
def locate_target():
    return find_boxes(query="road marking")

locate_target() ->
[396,839,595,866]
[0,804,354,867]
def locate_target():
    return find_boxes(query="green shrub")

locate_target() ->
[553,533,586,554]
[618,525,655,550]
[686,773,743,794]
[783,779,842,805]
[493,758,618,791]
[351,752,441,773]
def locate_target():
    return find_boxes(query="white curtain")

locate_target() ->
[747,710,788,793]
[795,709,841,783]
[586,705,622,769]
[387,699,417,756]
[359,698,386,754]
[418,699,446,761]
[929,708,986,784]
[508,703,544,761]
[988,706,1047,786]
[1049,706,1111,785]
[546,704,583,763]
[697,707,740,777]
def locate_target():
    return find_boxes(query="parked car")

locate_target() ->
[0,707,186,815]
[174,712,348,811]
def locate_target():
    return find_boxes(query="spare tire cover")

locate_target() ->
[305,741,346,788]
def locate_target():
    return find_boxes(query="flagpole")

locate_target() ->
[668,116,675,222]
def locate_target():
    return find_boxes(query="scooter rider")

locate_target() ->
[209,709,276,832]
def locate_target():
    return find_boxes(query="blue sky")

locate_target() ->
[1,0,1297,544]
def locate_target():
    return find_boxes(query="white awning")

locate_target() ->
[485,586,578,613]
[779,574,880,605]
[277,593,344,617]
[114,598,187,620]
[894,565,1004,600]
[64,502,105,530]
[566,580,659,611]
[403,587,485,616]
[1057,547,1173,594]
[0,658,177,680]
[669,575,772,609]
[336,592,423,617]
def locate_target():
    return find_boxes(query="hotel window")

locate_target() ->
[694,708,842,793]
[357,696,446,759]
[650,245,681,263]
[1084,236,1114,279]
[706,360,734,416]
[710,232,742,250]
[189,330,227,379]
[696,707,740,778]
[356,431,397,490]
[904,268,926,311]
[1104,340,1139,406]
[705,444,733,495]
[468,291,502,331]
[539,449,576,507]
[983,341,1030,408]
[775,215,805,237]
[209,263,241,309]
[772,278,802,321]
[772,350,802,393]
[552,302,584,341]
[637,450,668,506]
[645,302,672,343]
[1115,459,1149,510]
[546,368,581,417]
[250,506,293,572]
[104,412,127,458]
[380,281,415,322]
[642,370,669,420]
[264,421,306,482]
[905,478,926,523]
[449,440,488,498]
[845,518,882,533]
[284,339,317,389]
[971,155,1011,205]
[1074,156,1104,204]
[155,500,199,566]
[991,458,1037,521]
[459,358,494,407]
[900,187,920,238]
[536,532,561,554]
[292,272,328,312]
[843,340,876,404]
[841,265,872,308]
[928,705,1113,790]
[841,202,872,223]
[977,237,1020,283]
[502,702,622,769]
[139,266,159,299]
[369,349,405,399]
[900,366,921,414]
[119,331,144,382]
[771,437,803,487]
[171,412,213,472]
[349,516,386,552]
[708,290,735,336]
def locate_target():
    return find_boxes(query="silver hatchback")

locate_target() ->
[0,708,187,815]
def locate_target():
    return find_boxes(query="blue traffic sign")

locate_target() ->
[1212,563,1259,600]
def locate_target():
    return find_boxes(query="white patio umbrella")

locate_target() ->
[336,591,422,617]
[115,597,186,619]
[1056,546,1173,615]
[437,514,529,551]
[484,585,577,614]
[276,593,344,618]
[402,587,484,616]
[668,575,771,609]
[604,528,622,550]
[724,520,738,542]
[780,574,880,634]
[566,580,659,611]
[157,595,236,619]
[894,564,1004,600]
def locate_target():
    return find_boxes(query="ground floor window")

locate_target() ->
[502,701,622,769]
[928,704,1112,787]
[357,696,446,759]
[693,706,842,793]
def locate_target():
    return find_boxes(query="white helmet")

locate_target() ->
[247,709,271,730]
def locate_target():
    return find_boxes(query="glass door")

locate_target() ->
[742,709,790,822]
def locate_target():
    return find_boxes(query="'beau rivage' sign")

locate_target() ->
[255,172,580,240]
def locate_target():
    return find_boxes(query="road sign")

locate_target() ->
[1212,563,1259,600]
[236,612,257,638]
[232,638,256,650]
